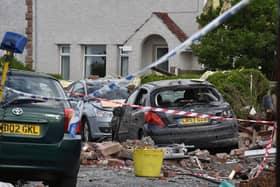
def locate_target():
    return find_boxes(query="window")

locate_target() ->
[60,46,70,80]
[119,47,129,76]
[72,82,85,95]
[84,45,106,78]
[134,88,148,106]
[155,46,168,71]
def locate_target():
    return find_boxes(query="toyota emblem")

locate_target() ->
[12,108,24,116]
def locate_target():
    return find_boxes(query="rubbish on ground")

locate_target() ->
[244,148,276,157]
[80,130,276,186]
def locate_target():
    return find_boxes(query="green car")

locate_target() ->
[0,69,81,187]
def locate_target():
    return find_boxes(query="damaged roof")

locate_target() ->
[154,12,188,42]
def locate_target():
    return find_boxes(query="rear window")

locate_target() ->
[1,74,67,108]
[5,75,65,98]
[153,87,221,108]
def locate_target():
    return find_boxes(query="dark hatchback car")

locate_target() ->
[111,79,239,150]
[0,69,81,187]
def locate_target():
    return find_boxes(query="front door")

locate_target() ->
[155,46,168,71]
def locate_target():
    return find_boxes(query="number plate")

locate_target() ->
[0,123,40,136]
[179,118,209,125]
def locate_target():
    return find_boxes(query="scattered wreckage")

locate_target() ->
[80,124,276,187]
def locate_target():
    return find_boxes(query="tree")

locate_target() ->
[191,0,277,79]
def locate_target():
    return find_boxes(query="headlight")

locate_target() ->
[95,109,113,118]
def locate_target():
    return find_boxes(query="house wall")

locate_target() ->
[33,0,204,80]
[125,15,185,75]
[142,35,168,69]
[0,0,205,80]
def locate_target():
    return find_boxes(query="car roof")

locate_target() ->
[84,78,126,86]
[1,69,57,80]
[142,79,214,90]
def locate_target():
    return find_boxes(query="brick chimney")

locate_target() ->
[25,0,33,69]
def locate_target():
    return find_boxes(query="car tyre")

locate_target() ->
[81,118,93,142]
[128,127,145,140]
[139,128,148,140]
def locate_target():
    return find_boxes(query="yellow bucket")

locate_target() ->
[132,148,164,177]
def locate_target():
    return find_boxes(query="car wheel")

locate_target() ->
[138,128,148,140]
[81,118,93,142]
[128,127,144,140]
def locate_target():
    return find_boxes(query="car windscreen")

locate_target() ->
[153,87,221,108]
[87,82,129,100]
[3,75,66,100]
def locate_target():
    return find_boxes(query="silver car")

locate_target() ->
[66,79,129,142]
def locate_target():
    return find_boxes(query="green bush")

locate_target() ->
[141,73,201,84]
[207,69,269,118]
[47,73,63,80]
[0,57,31,71]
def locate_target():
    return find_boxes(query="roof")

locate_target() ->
[143,79,213,90]
[2,69,56,80]
[154,12,188,42]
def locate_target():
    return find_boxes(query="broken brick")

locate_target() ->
[107,158,125,168]
[163,170,177,178]
[125,160,134,167]
[96,141,123,157]
[230,147,248,156]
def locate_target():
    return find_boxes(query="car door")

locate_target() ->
[120,88,149,140]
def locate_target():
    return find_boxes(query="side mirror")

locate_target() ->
[113,106,125,116]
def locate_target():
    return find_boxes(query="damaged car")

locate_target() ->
[66,79,129,142]
[111,79,239,150]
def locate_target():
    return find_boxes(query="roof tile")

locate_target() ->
[154,12,188,42]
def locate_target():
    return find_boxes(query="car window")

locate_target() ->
[72,82,85,94]
[2,74,69,108]
[87,81,129,100]
[153,87,221,107]
[134,88,148,106]
[5,75,64,98]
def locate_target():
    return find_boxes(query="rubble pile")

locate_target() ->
[80,132,276,186]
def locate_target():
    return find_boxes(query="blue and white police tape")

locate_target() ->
[4,86,277,126]
[92,0,251,97]
[68,100,84,138]
[4,87,71,101]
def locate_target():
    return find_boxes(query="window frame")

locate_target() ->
[59,45,70,80]
[83,45,107,78]
[154,45,169,71]
[119,47,129,76]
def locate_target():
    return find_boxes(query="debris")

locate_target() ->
[248,165,259,179]
[215,153,229,162]
[80,151,97,160]
[96,141,123,157]
[193,156,203,170]
[230,147,248,156]
[219,180,235,187]
[193,149,211,162]
[107,158,125,168]
[163,170,177,178]
[228,164,243,180]
[79,131,275,185]
[161,144,189,159]
[244,148,276,157]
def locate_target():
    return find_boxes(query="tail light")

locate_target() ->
[145,112,164,126]
[64,108,74,132]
